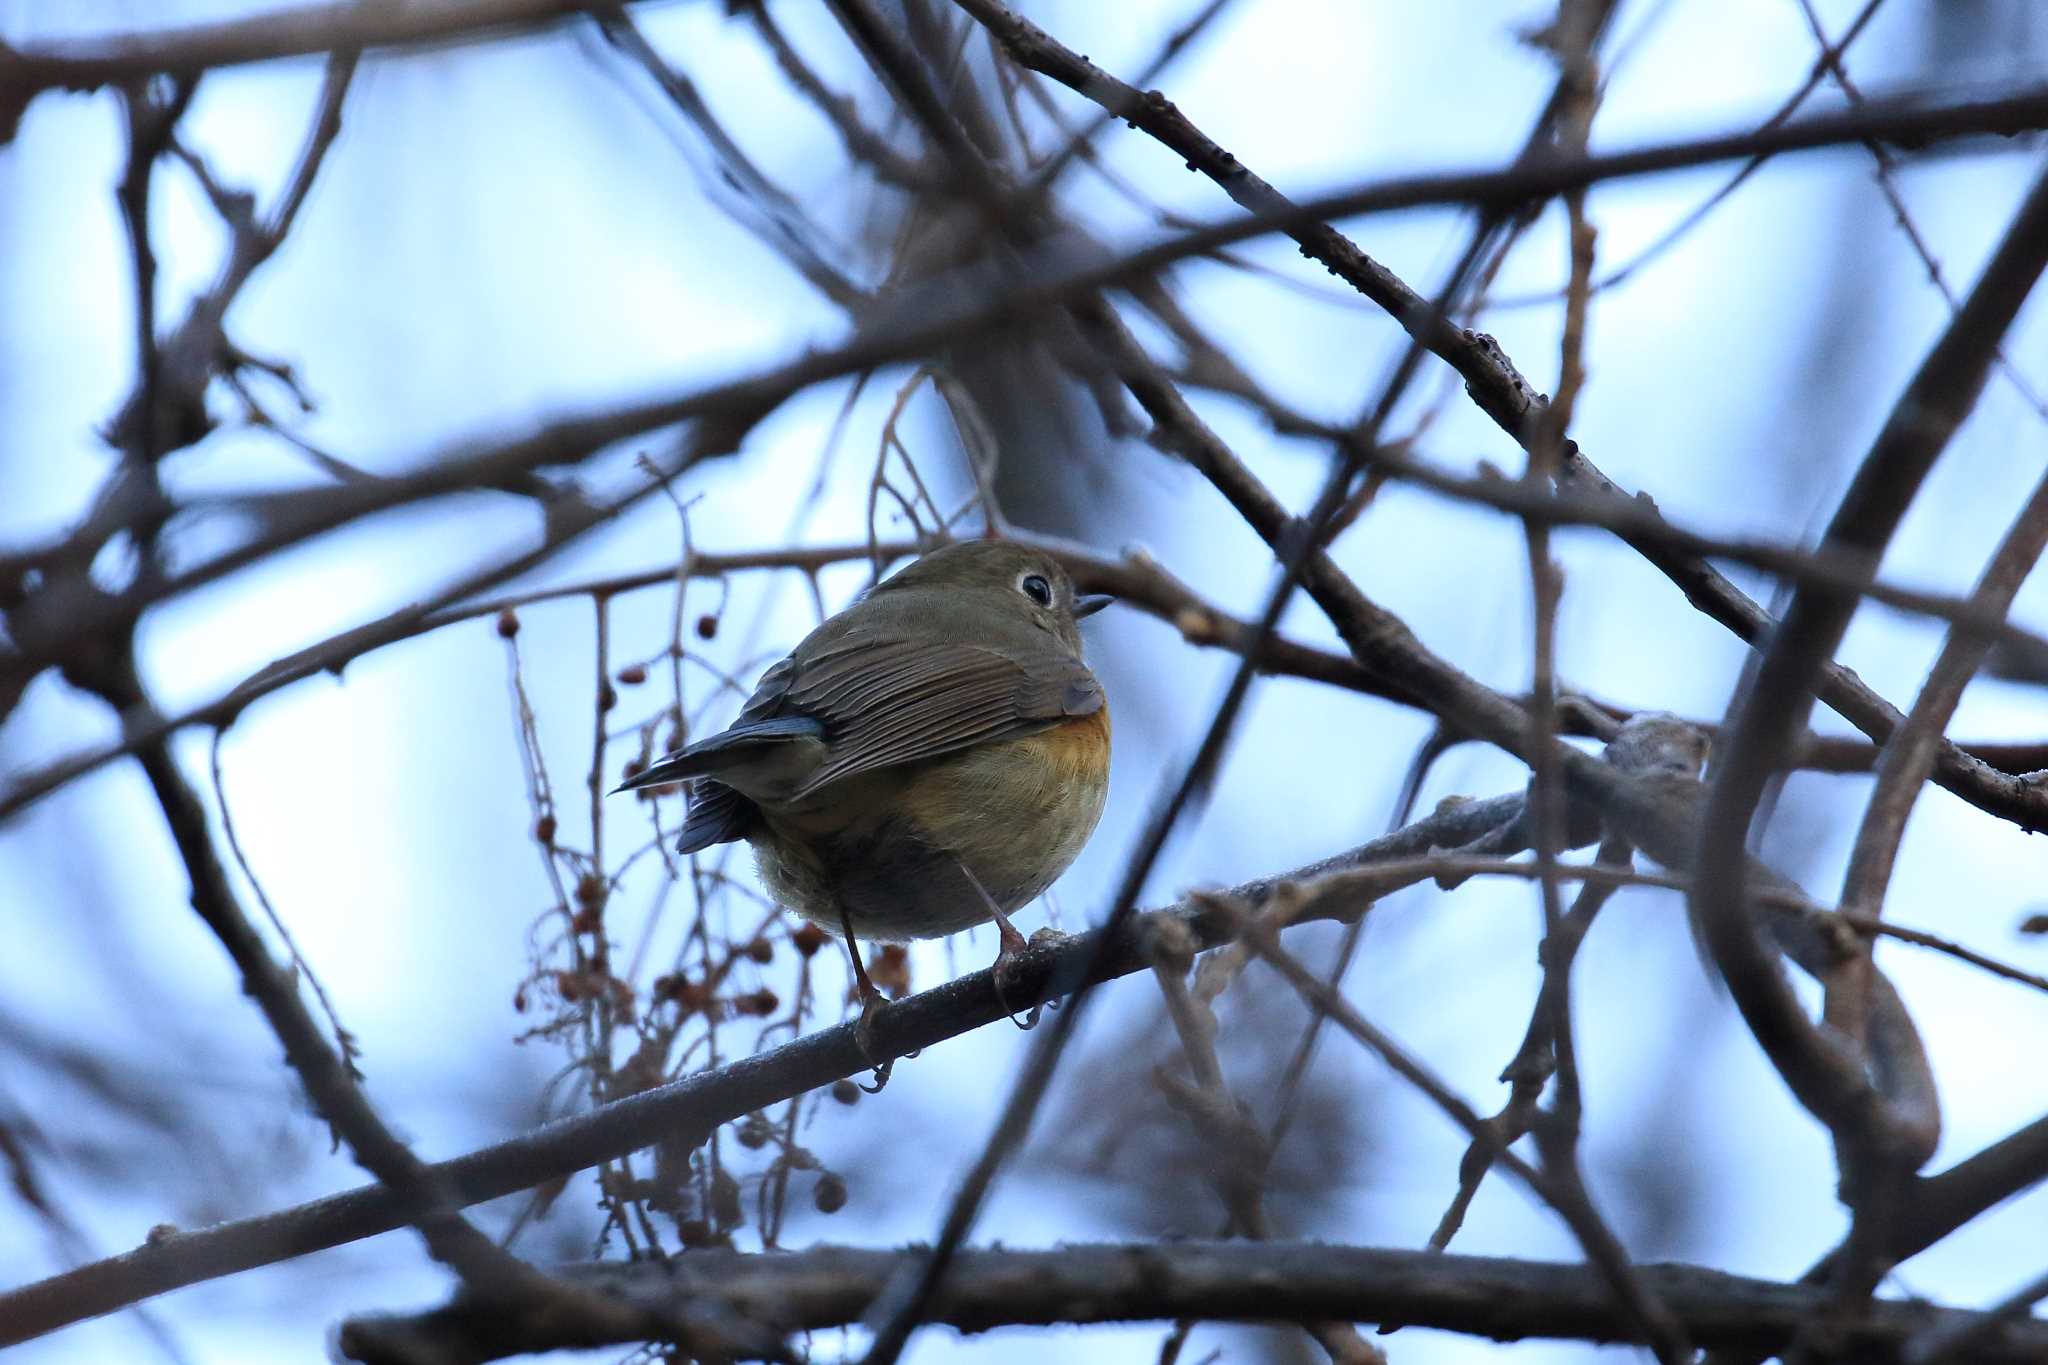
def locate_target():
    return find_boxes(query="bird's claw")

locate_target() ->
[992,930,1045,1031]
[854,988,894,1092]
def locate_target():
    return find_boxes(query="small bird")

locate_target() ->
[613,539,1112,1024]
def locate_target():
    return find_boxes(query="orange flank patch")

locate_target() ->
[1033,707,1111,782]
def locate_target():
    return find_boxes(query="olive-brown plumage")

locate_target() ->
[614,540,1111,1002]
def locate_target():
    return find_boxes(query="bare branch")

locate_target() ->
[953,0,2048,837]
[1694,159,2048,1226]
[0,794,1529,1346]
[0,0,653,111]
[337,1241,2048,1363]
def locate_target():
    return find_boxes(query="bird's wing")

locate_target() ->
[782,635,1103,798]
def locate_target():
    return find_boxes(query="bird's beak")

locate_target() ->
[1074,593,1114,619]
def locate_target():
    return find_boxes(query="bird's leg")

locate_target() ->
[958,864,1043,1030]
[989,902,1028,959]
[837,899,894,1093]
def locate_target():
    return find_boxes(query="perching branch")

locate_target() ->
[0,792,1529,1346]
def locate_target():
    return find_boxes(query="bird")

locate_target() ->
[612,539,1112,1029]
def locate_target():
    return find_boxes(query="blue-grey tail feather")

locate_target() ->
[675,779,758,855]
[621,715,825,790]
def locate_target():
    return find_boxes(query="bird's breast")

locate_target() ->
[896,710,1110,904]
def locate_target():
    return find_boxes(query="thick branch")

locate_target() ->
[1839,468,2048,916]
[337,1241,2048,1364]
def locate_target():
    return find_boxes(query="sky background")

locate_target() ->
[4,1,2048,1362]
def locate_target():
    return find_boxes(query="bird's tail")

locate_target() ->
[609,716,825,794]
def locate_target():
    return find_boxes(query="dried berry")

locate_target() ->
[830,1079,860,1106]
[746,938,774,964]
[735,988,779,1017]
[617,663,647,685]
[735,1115,773,1149]
[812,1172,848,1215]
[792,923,827,958]
[534,814,557,845]
[495,608,520,639]
[870,944,911,996]
[655,976,711,1015]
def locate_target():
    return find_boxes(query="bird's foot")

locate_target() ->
[837,906,897,1092]
[991,912,1046,1031]
[853,984,895,1092]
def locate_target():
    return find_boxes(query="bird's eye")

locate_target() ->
[1018,573,1053,606]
